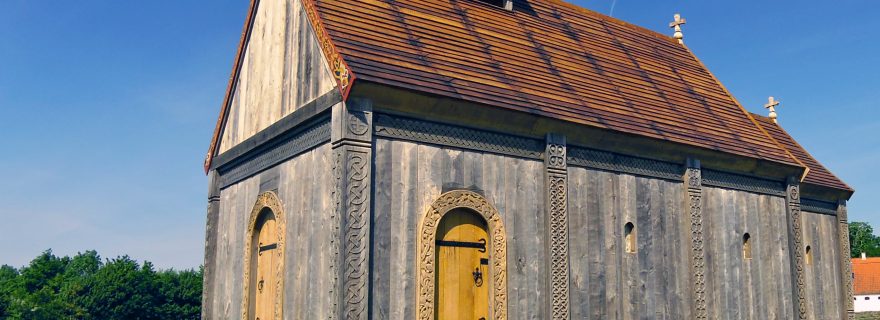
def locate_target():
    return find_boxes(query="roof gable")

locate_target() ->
[753,114,853,193]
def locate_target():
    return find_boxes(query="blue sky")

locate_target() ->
[0,0,876,269]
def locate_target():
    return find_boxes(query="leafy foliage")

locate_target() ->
[851,222,880,258]
[0,250,201,320]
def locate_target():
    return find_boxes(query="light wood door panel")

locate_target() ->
[436,209,489,320]
[254,216,278,320]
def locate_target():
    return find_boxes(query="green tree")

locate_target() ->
[154,267,202,320]
[76,256,160,320]
[850,221,880,258]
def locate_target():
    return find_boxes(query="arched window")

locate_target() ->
[805,245,813,265]
[624,222,636,253]
[743,233,752,259]
[242,192,285,320]
[417,190,508,320]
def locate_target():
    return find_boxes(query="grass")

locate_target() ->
[856,312,880,320]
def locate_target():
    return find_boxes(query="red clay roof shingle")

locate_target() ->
[753,114,852,192]
[853,258,880,295]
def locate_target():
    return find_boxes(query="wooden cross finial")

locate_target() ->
[764,96,781,123]
[669,13,686,44]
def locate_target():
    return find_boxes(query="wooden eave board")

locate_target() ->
[752,114,852,192]
[312,0,799,166]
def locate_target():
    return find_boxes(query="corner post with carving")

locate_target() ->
[684,158,707,319]
[838,200,854,320]
[201,170,221,320]
[785,176,807,319]
[331,98,373,320]
[544,133,570,320]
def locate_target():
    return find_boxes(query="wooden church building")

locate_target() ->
[200,0,856,319]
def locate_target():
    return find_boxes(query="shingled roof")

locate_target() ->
[311,0,803,166]
[208,0,812,171]
[752,114,852,192]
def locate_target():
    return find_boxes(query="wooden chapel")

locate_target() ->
[200,0,856,319]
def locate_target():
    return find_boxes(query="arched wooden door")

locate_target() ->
[435,209,490,320]
[249,209,280,320]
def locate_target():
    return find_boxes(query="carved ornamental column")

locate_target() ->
[684,158,707,320]
[201,170,221,320]
[838,200,854,320]
[544,133,570,320]
[785,177,807,320]
[331,99,373,320]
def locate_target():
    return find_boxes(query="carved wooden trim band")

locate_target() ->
[331,101,373,320]
[218,119,330,188]
[241,191,286,320]
[416,190,508,320]
[838,201,855,320]
[373,114,543,159]
[785,179,807,319]
[800,198,838,216]
[545,134,570,319]
[685,159,708,319]
[567,146,682,181]
[702,168,786,196]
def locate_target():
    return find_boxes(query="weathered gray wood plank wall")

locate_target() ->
[371,138,547,320]
[207,144,333,320]
[701,186,793,319]
[801,211,843,320]
[567,167,691,319]
[219,0,336,153]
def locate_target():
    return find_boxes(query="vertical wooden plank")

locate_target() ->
[371,138,391,319]
[567,167,589,320]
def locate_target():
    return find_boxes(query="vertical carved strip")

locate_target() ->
[329,150,342,320]
[544,133,569,320]
[838,201,854,320]
[331,99,372,320]
[786,177,807,319]
[684,159,707,320]
[201,170,221,320]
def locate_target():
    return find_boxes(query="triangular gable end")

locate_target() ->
[204,0,356,173]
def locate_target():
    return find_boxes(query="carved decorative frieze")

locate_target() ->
[416,190,508,320]
[218,119,330,188]
[800,198,838,216]
[702,169,786,196]
[567,147,682,181]
[544,134,569,320]
[785,179,807,320]
[241,191,286,320]
[331,101,372,320]
[684,159,707,320]
[373,114,543,159]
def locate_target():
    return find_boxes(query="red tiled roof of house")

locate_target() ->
[853,258,880,295]
[752,114,852,192]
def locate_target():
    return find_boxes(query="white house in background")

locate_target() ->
[853,255,880,312]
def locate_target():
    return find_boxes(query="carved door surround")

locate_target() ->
[416,190,508,320]
[242,191,286,320]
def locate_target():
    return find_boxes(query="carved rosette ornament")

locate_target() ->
[785,179,807,320]
[241,191,286,320]
[838,201,855,320]
[544,134,570,319]
[684,159,707,320]
[331,100,372,320]
[416,190,508,320]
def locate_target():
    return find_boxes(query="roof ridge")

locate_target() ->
[541,0,679,45]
